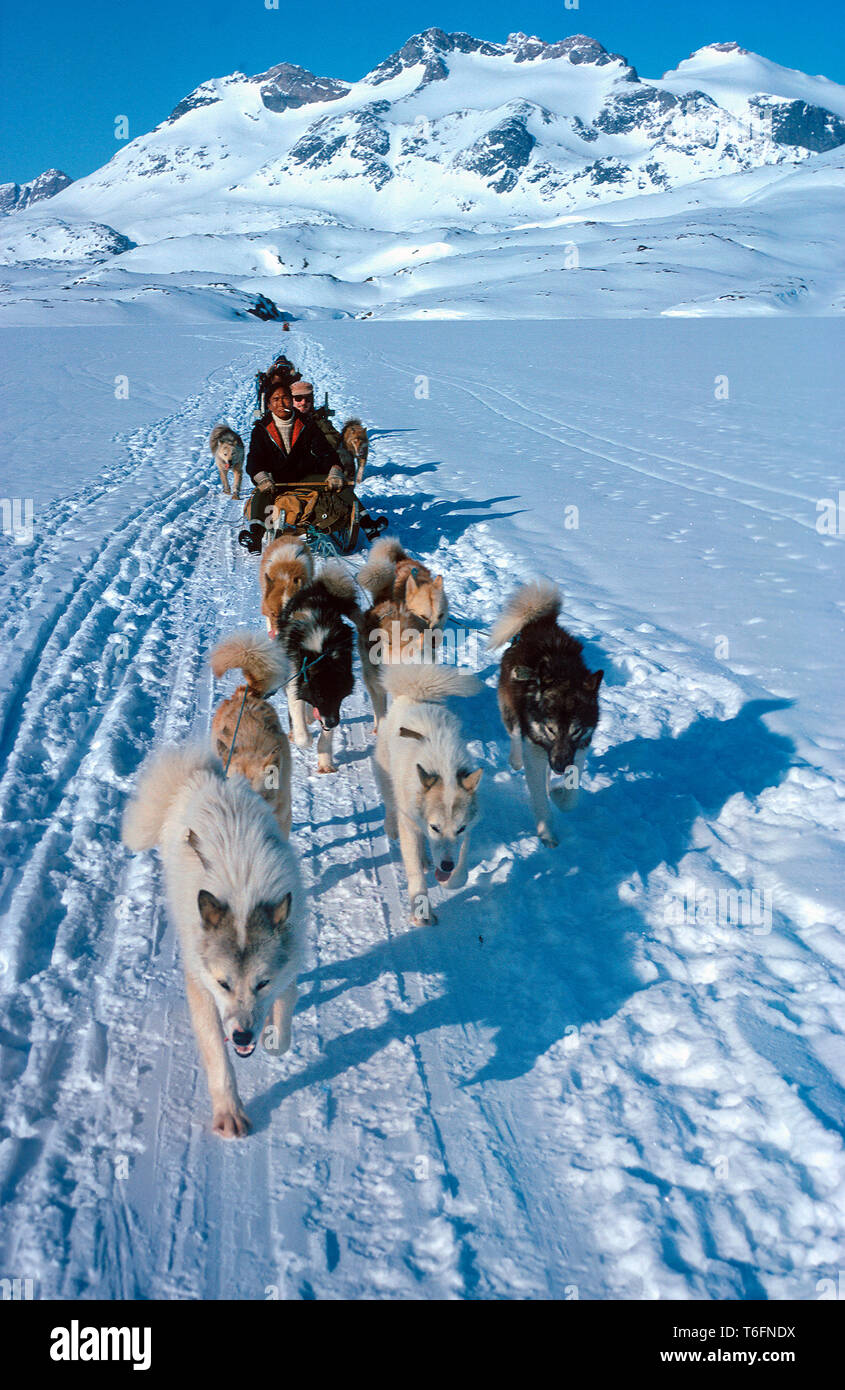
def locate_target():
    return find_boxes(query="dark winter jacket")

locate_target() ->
[310,410,354,478]
[246,411,340,487]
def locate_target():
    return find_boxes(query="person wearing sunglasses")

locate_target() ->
[238,378,345,553]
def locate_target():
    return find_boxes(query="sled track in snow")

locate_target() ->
[1,332,844,1299]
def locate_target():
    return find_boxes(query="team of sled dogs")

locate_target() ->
[122,535,603,1137]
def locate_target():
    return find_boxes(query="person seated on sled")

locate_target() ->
[291,380,355,479]
[291,381,387,541]
[238,378,345,554]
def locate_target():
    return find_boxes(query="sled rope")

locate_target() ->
[223,685,249,776]
[284,647,331,691]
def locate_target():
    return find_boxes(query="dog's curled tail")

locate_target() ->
[487,579,561,649]
[357,558,395,603]
[263,537,312,578]
[358,536,405,599]
[122,745,220,851]
[210,631,289,695]
[380,664,481,702]
[317,562,359,614]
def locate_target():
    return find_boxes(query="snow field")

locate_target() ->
[0,320,843,1299]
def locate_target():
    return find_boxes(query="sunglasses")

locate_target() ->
[292,394,314,402]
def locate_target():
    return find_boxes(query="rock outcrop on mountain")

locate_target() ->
[0,169,73,214]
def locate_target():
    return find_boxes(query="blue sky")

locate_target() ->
[2,0,844,184]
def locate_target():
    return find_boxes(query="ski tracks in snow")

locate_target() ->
[1,334,844,1300]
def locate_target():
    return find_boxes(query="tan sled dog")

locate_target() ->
[357,598,430,733]
[259,538,314,640]
[210,631,292,837]
[209,424,244,498]
[341,418,369,486]
[374,664,483,926]
[122,746,304,1137]
[359,536,448,630]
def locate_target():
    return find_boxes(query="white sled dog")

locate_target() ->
[374,664,483,926]
[209,424,244,498]
[122,746,304,1138]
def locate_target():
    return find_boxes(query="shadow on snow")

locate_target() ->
[249,698,794,1127]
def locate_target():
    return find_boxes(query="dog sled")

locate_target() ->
[265,477,362,557]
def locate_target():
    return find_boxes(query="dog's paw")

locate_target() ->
[538,825,559,848]
[293,732,311,751]
[509,747,524,771]
[212,1104,251,1139]
[317,762,338,774]
[384,817,398,840]
[410,909,437,927]
[446,868,468,891]
[410,893,436,926]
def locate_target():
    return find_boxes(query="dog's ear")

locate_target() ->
[399,726,425,741]
[417,764,440,791]
[405,573,418,597]
[188,828,212,871]
[263,573,273,598]
[459,767,483,793]
[264,892,292,930]
[216,738,230,762]
[583,669,604,693]
[433,574,443,590]
[198,889,227,930]
[512,665,533,682]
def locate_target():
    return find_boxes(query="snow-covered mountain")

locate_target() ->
[2,30,844,319]
[0,167,73,214]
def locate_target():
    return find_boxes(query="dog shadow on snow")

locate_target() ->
[249,698,794,1123]
[363,460,438,481]
[360,491,526,546]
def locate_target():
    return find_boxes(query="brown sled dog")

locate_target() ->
[210,632,293,837]
[358,536,448,628]
[341,418,369,486]
[259,537,314,640]
[489,580,603,848]
[209,425,245,498]
[357,536,448,732]
[356,597,430,733]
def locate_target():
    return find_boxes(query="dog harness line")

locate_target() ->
[222,686,249,777]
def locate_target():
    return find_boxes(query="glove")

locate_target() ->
[255,472,275,493]
[326,467,344,493]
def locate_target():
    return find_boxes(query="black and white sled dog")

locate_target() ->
[276,561,359,773]
[374,664,483,926]
[122,746,304,1138]
[489,580,603,847]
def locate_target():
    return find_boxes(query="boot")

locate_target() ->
[361,513,389,541]
[238,524,263,555]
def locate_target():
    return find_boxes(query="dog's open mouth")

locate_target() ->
[231,1039,256,1058]
[434,867,452,884]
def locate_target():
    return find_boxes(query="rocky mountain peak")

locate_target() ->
[0,168,73,214]
[251,62,350,113]
[365,28,501,87]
